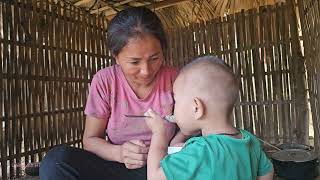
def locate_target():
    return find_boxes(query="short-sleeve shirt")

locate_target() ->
[84,64,178,145]
[160,129,273,180]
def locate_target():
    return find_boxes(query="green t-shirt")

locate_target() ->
[160,129,273,180]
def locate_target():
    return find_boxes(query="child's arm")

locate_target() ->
[145,109,168,180]
[257,168,274,180]
[148,132,168,180]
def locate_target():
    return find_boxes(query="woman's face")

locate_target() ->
[114,34,164,87]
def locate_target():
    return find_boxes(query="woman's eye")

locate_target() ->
[130,61,139,65]
[151,57,159,61]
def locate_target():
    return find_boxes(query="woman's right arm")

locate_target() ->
[83,116,149,169]
[83,116,122,162]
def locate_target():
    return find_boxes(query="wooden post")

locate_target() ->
[288,0,309,144]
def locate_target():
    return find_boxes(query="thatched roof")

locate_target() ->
[58,0,286,28]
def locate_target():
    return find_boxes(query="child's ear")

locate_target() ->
[193,97,204,120]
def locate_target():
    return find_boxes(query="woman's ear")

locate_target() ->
[113,55,120,64]
[193,97,204,120]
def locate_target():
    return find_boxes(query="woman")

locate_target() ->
[39,7,187,180]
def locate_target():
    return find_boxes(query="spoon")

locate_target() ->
[124,114,175,123]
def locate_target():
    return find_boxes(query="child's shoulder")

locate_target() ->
[239,129,260,141]
[182,136,213,151]
[239,129,263,148]
[184,135,220,150]
[185,136,206,146]
[184,130,262,149]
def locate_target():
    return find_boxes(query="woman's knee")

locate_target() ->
[40,145,72,173]
[40,145,80,179]
[43,145,72,162]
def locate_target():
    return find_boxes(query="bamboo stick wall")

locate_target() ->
[165,2,308,145]
[298,0,320,154]
[0,0,111,178]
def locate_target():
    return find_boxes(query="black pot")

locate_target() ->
[271,148,319,180]
[278,143,313,151]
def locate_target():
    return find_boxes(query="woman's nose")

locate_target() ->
[140,64,150,75]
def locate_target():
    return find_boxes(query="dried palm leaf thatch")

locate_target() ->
[61,0,286,28]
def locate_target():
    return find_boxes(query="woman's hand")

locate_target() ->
[120,140,149,169]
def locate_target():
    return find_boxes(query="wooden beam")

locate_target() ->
[105,0,190,19]
[74,0,92,6]
[90,0,135,14]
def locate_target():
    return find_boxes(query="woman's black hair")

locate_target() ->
[107,7,167,57]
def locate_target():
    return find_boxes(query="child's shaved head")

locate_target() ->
[177,56,239,114]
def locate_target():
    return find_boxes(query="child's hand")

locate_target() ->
[144,109,166,135]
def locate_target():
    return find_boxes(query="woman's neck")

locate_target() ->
[129,80,156,99]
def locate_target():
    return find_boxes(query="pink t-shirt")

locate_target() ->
[84,64,178,145]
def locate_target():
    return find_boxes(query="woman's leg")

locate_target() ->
[39,145,146,180]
